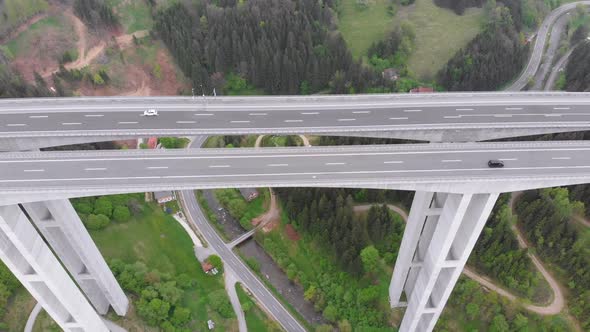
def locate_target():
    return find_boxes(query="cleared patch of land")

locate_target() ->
[108,0,153,33]
[400,0,484,80]
[0,0,49,36]
[338,0,484,80]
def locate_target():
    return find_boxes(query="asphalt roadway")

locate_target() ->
[2,93,590,138]
[2,141,590,193]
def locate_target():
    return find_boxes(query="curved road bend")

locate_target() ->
[507,1,590,91]
[353,203,564,315]
[179,137,306,332]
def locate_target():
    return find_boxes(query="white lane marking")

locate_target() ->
[505,107,523,110]
[444,116,461,119]
[84,114,104,117]
[231,120,251,123]
[29,115,48,118]
[553,107,570,110]
[499,158,518,161]
[337,118,356,122]
[403,109,422,112]
[494,114,512,118]
[285,120,303,123]
[352,111,371,114]
[62,122,82,125]
[118,121,138,124]
[249,113,267,116]
[545,114,562,117]
[325,162,346,165]
[442,159,462,163]
[209,165,231,168]
[384,161,404,164]
[176,121,196,124]
[194,113,214,116]
[456,108,474,111]
[389,117,409,120]
[6,123,26,127]
[147,166,169,169]
[551,157,571,160]
[85,168,107,171]
[300,112,319,115]
[13,165,590,185]
[268,164,289,167]
[23,169,44,172]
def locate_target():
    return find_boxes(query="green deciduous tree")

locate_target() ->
[360,245,380,274]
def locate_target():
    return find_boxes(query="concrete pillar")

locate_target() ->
[22,199,128,315]
[0,204,109,332]
[390,191,498,332]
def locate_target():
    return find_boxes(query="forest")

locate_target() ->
[437,5,528,91]
[565,42,590,92]
[154,0,392,95]
[515,188,590,329]
[73,0,118,28]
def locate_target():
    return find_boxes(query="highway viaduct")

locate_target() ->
[1,93,590,331]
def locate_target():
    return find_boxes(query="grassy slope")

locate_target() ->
[108,0,153,33]
[3,15,69,58]
[338,0,484,80]
[2,288,36,332]
[90,202,237,331]
[0,0,49,35]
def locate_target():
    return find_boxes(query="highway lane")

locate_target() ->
[181,190,306,332]
[2,141,590,193]
[2,93,590,138]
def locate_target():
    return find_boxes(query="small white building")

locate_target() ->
[154,191,175,204]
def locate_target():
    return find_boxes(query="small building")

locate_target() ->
[154,191,175,204]
[201,261,214,273]
[239,188,259,202]
[382,68,399,82]
[147,137,158,149]
[410,86,434,93]
[207,319,215,330]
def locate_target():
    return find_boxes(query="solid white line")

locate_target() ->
[147,166,169,169]
[285,120,303,123]
[249,113,267,116]
[29,115,48,118]
[84,114,104,117]
[325,162,346,165]
[352,111,371,114]
[389,117,409,120]
[553,107,570,110]
[442,159,462,162]
[403,109,422,112]
[384,161,404,164]
[209,165,230,168]
[444,116,461,119]
[456,108,474,111]
[118,121,138,124]
[62,122,82,125]
[23,169,44,172]
[231,120,250,123]
[499,158,518,161]
[505,107,523,110]
[85,168,107,171]
[194,113,214,116]
[494,114,512,117]
[268,164,288,167]
[12,165,590,185]
[337,118,356,122]
[176,121,196,124]
[545,114,562,117]
[300,112,318,115]
[551,157,571,160]
[6,124,26,127]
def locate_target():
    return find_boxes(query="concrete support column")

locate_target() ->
[22,199,128,315]
[0,204,109,331]
[390,191,498,332]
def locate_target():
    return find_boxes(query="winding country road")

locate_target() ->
[507,1,590,91]
[353,201,565,316]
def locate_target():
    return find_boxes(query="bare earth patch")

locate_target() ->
[284,224,300,241]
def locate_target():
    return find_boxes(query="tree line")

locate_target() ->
[437,5,528,91]
[73,0,118,28]
[154,0,387,95]
[565,41,590,92]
